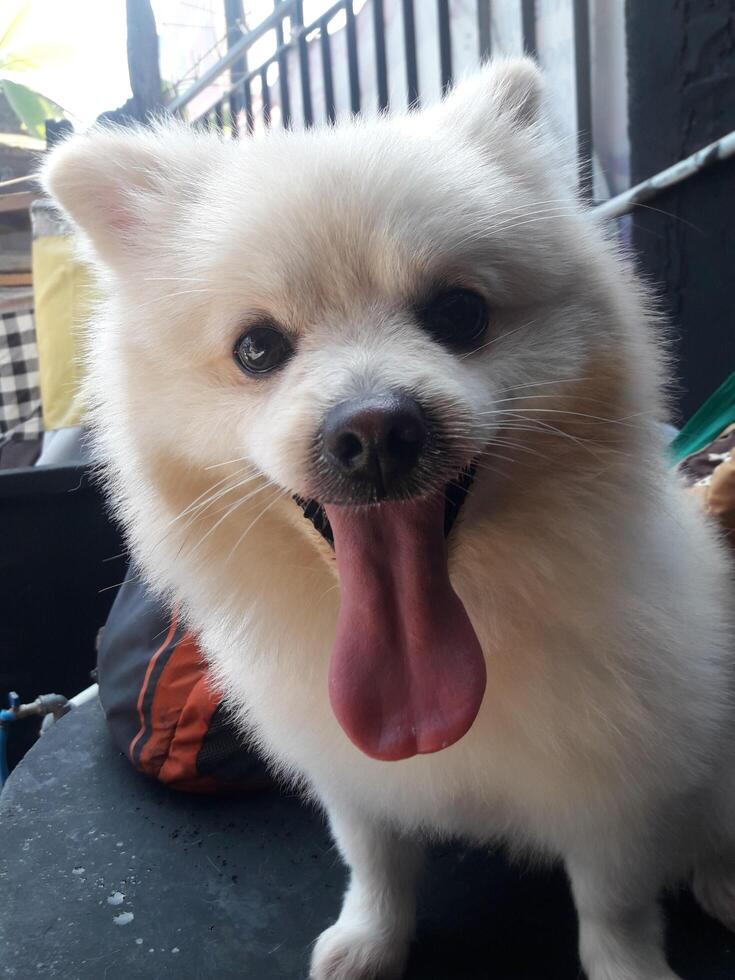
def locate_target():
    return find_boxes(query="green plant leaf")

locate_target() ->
[0,1,31,54]
[1,78,64,139]
[1,41,74,73]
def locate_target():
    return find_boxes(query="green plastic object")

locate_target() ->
[670,371,735,464]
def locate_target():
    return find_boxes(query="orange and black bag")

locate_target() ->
[97,571,268,793]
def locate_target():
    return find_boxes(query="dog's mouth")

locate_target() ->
[293,465,486,762]
[294,464,476,549]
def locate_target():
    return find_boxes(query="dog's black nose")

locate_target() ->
[322,392,428,492]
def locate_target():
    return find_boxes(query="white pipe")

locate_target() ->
[39,684,99,733]
[68,683,99,709]
[596,129,735,221]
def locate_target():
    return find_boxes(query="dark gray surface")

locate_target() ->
[627,0,735,424]
[1,701,733,979]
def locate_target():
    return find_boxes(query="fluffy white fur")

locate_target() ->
[43,60,734,980]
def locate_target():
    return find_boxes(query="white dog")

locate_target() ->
[44,60,734,980]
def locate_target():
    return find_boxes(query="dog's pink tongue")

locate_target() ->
[324,495,486,762]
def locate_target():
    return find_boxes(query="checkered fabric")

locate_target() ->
[0,308,42,444]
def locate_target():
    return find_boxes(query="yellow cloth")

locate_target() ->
[32,234,94,431]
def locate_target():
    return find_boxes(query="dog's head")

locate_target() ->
[43,60,655,762]
[42,59,607,504]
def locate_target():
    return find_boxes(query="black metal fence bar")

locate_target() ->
[230,93,239,137]
[275,3,292,128]
[260,66,271,127]
[226,6,246,137]
[402,0,419,108]
[372,0,389,111]
[437,0,453,93]
[243,76,255,134]
[573,0,593,199]
[221,49,282,99]
[521,0,537,57]
[293,1,314,128]
[477,0,491,62]
[169,0,299,114]
[219,39,308,127]
[345,1,361,115]
[320,15,336,123]
[180,0,601,209]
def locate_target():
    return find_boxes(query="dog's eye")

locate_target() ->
[418,288,489,351]
[234,325,293,375]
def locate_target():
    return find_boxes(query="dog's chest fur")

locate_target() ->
[188,472,729,855]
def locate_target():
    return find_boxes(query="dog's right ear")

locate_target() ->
[40,124,212,269]
[435,58,545,145]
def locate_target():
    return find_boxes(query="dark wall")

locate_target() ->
[626,0,735,423]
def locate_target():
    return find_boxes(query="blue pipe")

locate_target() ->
[0,692,71,790]
[0,694,18,788]
[0,723,8,787]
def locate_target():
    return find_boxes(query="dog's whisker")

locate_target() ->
[97,568,149,595]
[183,480,279,559]
[204,455,256,471]
[490,407,648,427]
[472,457,521,486]
[175,475,265,534]
[482,437,554,461]
[453,207,581,249]
[475,417,594,446]
[315,583,341,606]
[474,452,516,463]
[492,377,594,395]
[492,412,612,460]
[452,197,578,234]
[452,201,581,243]
[226,490,287,564]
[142,276,210,283]
[494,214,587,237]
[149,478,267,560]
[164,472,244,529]
[492,393,612,406]
[166,472,262,534]
[460,319,538,359]
[125,287,215,313]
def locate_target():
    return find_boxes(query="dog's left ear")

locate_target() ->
[437,57,544,142]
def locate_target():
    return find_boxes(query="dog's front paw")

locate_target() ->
[309,921,409,980]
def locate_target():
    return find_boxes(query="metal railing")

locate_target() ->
[169,0,595,199]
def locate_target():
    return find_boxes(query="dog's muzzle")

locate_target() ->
[294,463,476,549]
